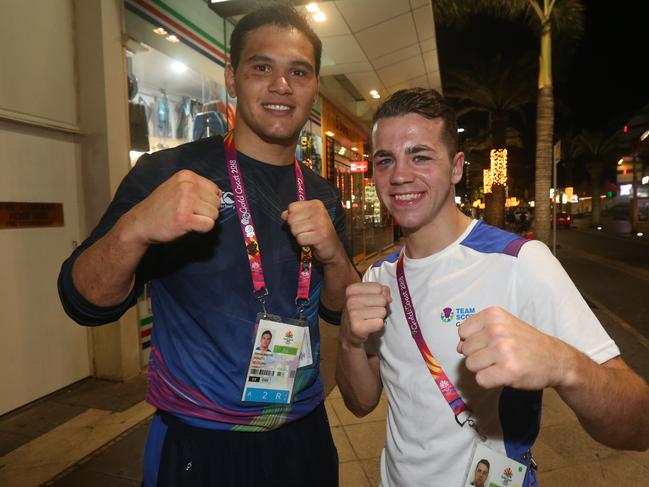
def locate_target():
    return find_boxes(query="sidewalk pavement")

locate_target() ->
[2,243,649,486]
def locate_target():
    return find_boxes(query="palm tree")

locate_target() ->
[573,130,625,227]
[434,0,585,244]
[445,53,536,227]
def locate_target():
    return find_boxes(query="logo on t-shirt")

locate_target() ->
[440,307,455,323]
[440,306,476,326]
[220,191,235,210]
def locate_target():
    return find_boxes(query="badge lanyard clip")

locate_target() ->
[254,287,269,317]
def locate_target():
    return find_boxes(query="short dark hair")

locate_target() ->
[230,2,323,76]
[261,330,272,339]
[476,459,490,471]
[372,88,459,156]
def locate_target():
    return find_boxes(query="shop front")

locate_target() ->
[321,98,393,263]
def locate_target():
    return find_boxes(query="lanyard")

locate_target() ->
[223,131,312,317]
[396,251,478,431]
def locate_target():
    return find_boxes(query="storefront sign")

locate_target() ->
[350,161,368,173]
[0,202,64,229]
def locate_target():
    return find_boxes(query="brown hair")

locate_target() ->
[372,88,459,156]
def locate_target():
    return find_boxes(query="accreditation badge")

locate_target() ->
[242,315,306,404]
[464,442,527,487]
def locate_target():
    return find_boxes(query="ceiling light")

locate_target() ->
[641,129,649,141]
[369,90,379,96]
[171,61,187,73]
[325,131,334,137]
[618,158,623,165]
[166,34,180,43]
[637,232,644,237]
[351,147,358,152]
[153,27,168,36]
[305,3,319,13]
[312,11,326,22]
[458,127,465,133]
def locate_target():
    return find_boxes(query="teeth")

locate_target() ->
[265,104,290,111]
[394,193,421,201]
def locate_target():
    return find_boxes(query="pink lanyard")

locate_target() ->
[223,131,312,316]
[396,251,474,428]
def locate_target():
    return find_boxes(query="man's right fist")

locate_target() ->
[128,169,222,245]
[341,282,392,347]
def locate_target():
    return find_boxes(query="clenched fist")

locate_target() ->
[281,200,343,265]
[128,169,222,245]
[457,306,566,390]
[341,282,392,348]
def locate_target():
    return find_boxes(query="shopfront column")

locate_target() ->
[74,0,140,381]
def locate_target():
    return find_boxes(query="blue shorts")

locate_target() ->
[143,402,338,486]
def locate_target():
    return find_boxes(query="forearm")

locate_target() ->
[72,211,149,307]
[336,338,382,417]
[320,245,360,312]
[555,352,649,451]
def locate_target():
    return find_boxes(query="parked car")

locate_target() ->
[553,212,573,228]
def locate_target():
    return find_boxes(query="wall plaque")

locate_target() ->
[0,202,64,229]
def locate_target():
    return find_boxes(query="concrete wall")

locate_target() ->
[0,0,89,414]
[0,0,140,414]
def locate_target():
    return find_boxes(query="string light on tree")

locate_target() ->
[483,169,493,194]
[490,148,508,185]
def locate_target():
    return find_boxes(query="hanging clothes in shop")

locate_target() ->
[193,110,228,140]
[176,96,194,141]
[155,89,171,140]
[129,101,150,152]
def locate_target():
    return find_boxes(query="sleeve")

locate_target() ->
[57,154,162,326]
[515,241,620,365]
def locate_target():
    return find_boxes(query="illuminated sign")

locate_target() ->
[350,161,368,173]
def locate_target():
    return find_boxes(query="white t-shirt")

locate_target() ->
[364,219,619,487]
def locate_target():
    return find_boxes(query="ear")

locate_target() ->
[225,64,237,98]
[451,152,464,184]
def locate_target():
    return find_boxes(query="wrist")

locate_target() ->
[339,331,366,350]
[114,211,150,251]
[552,340,584,390]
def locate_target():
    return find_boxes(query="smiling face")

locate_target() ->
[372,113,464,239]
[225,25,319,162]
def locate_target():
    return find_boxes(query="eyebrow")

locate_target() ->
[245,54,314,72]
[372,145,434,159]
[405,144,434,155]
[372,149,393,159]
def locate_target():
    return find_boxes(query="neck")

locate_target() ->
[233,125,296,166]
[403,209,471,259]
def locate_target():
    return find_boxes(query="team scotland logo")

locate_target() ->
[440,307,455,323]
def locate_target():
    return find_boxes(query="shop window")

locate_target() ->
[126,46,234,166]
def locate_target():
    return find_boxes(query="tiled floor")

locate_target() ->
[2,243,649,485]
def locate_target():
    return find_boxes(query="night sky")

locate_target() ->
[435,0,649,190]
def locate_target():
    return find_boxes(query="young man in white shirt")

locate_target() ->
[336,88,649,486]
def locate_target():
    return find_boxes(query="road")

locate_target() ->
[556,226,649,380]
